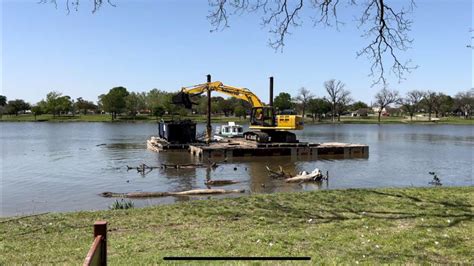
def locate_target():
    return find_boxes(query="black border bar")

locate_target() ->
[163,257,311,261]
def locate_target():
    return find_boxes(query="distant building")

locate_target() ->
[351,108,369,117]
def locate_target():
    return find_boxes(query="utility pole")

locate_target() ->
[206,74,212,144]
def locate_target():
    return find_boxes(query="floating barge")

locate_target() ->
[148,137,369,160]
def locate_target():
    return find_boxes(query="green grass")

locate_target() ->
[1,187,472,264]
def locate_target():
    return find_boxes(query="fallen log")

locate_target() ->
[285,168,324,183]
[161,163,205,169]
[204,180,240,186]
[100,188,245,198]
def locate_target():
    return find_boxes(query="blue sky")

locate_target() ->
[2,0,473,104]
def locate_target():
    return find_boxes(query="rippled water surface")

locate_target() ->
[1,122,472,216]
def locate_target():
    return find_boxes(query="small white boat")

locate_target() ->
[214,122,244,140]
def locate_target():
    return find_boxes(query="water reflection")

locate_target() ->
[1,122,472,216]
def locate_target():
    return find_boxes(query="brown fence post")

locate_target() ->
[94,221,107,266]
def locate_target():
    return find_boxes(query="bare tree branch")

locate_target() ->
[40,0,115,14]
[356,0,417,85]
[468,28,474,49]
[207,0,417,86]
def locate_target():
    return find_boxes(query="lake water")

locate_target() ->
[1,122,472,216]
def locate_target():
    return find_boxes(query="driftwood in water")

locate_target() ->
[126,164,160,172]
[285,168,325,183]
[126,161,221,176]
[162,163,209,169]
[204,179,240,186]
[265,165,293,179]
[101,188,245,198]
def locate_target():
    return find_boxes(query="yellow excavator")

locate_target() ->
[172,78,304,143]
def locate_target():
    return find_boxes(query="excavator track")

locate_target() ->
[244,130,298,143]
[243,131,270,143]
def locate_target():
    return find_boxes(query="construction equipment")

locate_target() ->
[172,78,304,143]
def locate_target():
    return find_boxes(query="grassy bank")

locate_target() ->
[1,187,472,264]
[1,113,473,125]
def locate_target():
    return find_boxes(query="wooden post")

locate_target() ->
[206,74,212,144]
[94,221,107,266]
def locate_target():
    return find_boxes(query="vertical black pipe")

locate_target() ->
[206,74,212,144]
[269,76,274,107]
[269,76,274,126]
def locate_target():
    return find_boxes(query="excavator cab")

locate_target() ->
[250,107,275,127]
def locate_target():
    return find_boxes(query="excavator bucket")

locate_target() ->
[172,92,195,109]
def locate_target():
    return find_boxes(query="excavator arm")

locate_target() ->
[173,81,264,108]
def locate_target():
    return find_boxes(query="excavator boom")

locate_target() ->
[176,81,264,108]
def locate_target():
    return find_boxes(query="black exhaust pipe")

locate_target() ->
[269,76,274,107]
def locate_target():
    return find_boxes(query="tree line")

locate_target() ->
[1,80,472,122]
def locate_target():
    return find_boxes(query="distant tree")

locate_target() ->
[294,87,313,119]
[373,88,400,123]
[31,105,45,120]
[350,101,369,111]
[75,97,97,115]
[400,90,424,121]
[336,94,353,121]
[307,98,331,122]
[161,91,187,115]
[0,95,6,118]
[324,79,350,123]
[219,98,236,117]
[234,105,247,119]
[125,92,146,117]
[152,105,165,117]
[274,92,294,111]
[0,95,6,106]
[432,93,453,118]
[454,89,474,119]
[146,89,166,116]
[421,90,437,121]
[43,91,72,116]
[99,87,129,120]
[5,99,30,116]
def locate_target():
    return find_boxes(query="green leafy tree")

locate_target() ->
[0,95,6,118]
[274,92,294,111]
[307,98,331,122]
[31,105,45,120]
[99,87,129,120]
[44,91,72,116]
[350,101,369,111]
[5,99,30,116]
[216,97,235,116]
[152,105,165,117]
[75,97,97,115]
[146,89,167,116]
[431,93,453,118]
[126,92,146,117]
[0,95,6,106]
[234,105,246,119]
